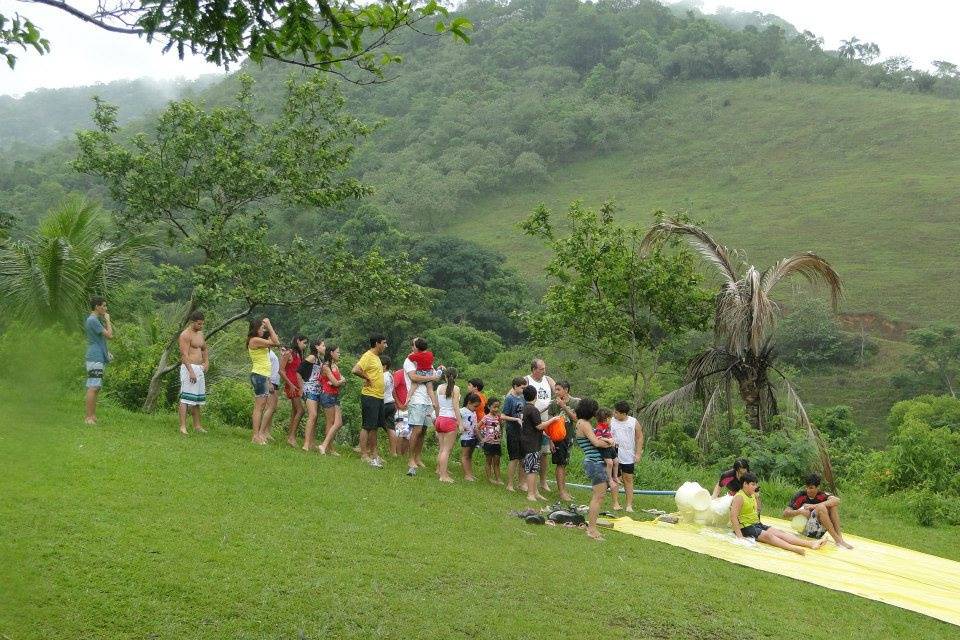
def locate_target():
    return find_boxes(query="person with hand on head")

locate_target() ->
[783,473,853,549]
[177,310,208,435]
[84,296,114,425]
[247,317,280,445]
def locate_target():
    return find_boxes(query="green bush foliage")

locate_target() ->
[775,298,876,370]
[105,322,178,411]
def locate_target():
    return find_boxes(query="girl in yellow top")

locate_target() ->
[730,473,826,555]
[247,317,280,445]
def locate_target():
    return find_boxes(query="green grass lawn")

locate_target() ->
[3,377,959,639]
[449,78,960,327]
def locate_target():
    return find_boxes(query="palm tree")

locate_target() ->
[0,196,149,327]
[639,220,842,488]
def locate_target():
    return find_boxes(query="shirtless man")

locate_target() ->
[178,310,208,435]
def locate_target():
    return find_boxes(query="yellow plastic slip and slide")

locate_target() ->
[610,511,960,627]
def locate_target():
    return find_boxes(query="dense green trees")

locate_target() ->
[73,73,423,409]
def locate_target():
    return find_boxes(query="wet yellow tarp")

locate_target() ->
[611,515,960,627]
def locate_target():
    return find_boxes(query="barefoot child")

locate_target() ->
[480,397,503,484]
[731,473,826,555]
[501,377,527,492]
[610,401,644,512]
[459,392,481,481]
[520,385,558,502]
[594,408,620,509]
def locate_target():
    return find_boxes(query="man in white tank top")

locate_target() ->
[525,358,555,494]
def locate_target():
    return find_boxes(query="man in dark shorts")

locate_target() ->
[548,380,579,501]
[352,334,388,468]
[783,473,853,549]
[500,377,527,491]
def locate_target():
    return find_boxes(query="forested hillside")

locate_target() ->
[0,76,220,154]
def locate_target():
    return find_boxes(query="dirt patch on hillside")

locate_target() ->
[837,312,914,341]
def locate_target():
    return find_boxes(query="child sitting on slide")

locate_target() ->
[730,473,826,555]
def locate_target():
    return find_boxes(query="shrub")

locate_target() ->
[207,377,253,428]
[863,415,960,496]
[775,298,876,370]
[646,422,703,466]
[106,321,178,411]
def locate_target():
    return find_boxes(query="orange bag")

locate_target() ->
[545,416,566,442]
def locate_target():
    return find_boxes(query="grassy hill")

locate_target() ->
[448,78,960,327]
[4,379,960,639]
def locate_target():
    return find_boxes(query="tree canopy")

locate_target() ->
[2,1,470,79]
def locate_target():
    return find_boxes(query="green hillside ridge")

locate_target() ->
[448,78,960,326]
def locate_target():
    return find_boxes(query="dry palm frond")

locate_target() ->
[778,374,836,491]
[760,252,843,309]
[640,220,739,285]
[744,267,770,356]
[715,281,749,355]
[642,380,701,433]
[686,347,737,383]
[694,382,726,446]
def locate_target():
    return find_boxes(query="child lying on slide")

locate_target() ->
[730,473,826,556]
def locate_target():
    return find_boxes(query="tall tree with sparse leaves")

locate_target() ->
[74,73,424,410]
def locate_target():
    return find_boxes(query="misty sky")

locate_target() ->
[2,0,960,97]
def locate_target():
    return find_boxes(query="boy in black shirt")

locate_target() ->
[782,473,853,549]
[520,385,556,502]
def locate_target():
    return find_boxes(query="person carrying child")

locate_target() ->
[594,408,620,509]
[573,398,615,541]
[407,337,441,416]
[459,392,482,481]
[479,397,503,485]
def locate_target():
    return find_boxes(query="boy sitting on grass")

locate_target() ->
[730,473,826,555]
[783,473,853,549]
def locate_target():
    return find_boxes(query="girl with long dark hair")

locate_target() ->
[280,334,308,447]
[247,317,280,444]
